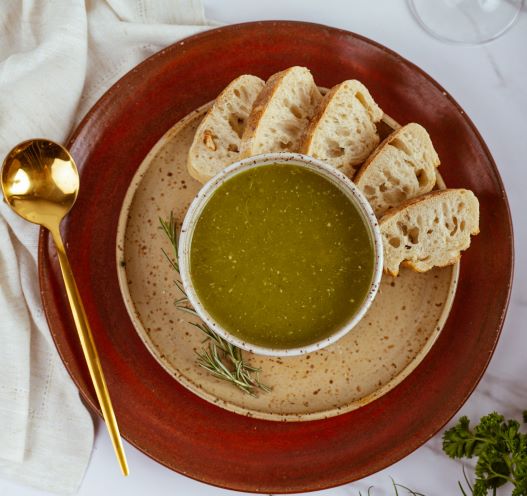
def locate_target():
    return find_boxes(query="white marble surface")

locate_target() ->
[1,1,526,495]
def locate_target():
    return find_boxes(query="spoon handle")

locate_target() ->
[50,227,129,476]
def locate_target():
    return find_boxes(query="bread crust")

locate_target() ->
[354,126,401,185]
[354,122,440,185]
[299,83,341,155]
[239,68,295,158]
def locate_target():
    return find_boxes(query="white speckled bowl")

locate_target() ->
[178,152,384,357]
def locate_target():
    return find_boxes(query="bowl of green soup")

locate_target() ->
[178,153,383,356]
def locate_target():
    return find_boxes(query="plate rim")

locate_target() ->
[38,20,515,493]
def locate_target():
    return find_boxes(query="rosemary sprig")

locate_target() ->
[389,478,427,496]
[355,479,426,495]
[159,212,270,396]
[159,212,187,301]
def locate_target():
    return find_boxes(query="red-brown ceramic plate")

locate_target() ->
[39,21,513,493]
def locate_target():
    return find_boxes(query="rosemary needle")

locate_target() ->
[159,213,270,396]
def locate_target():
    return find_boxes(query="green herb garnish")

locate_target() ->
[356,479,426,495]
[159,212,270,396]
[443,411,527,495]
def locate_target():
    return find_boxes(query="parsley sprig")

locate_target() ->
[443,411,527,495]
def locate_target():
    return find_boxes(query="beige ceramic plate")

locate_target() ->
[116,104,458,422]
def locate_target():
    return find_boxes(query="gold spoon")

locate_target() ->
[1,139,129,476]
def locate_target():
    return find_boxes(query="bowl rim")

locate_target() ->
[178,152,384,357]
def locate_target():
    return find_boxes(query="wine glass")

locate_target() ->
[408,0,524,44]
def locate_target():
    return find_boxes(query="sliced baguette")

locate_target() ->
[355,123,440,216]
[300,80,383,177]
[239,66,322,157]
[380,189,480,276]
[188,75,265,183]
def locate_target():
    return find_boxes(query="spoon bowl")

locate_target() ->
[1,140,79,228]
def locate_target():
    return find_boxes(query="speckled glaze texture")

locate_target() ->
[116,106,456,421]
[39,21,513,493]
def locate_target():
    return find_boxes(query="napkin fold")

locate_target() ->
[0,1,210,493]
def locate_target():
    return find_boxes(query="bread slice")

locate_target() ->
[355,123,440,216]
[188,75,265,183]
[380,189,480,276]
[300,80,383,177]
[239,66,322,157]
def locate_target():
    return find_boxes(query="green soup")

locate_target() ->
[189,163,375,349]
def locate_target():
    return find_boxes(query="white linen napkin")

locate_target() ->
[0,1,210,493]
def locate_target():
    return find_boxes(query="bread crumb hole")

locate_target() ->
[390,137,412,155]
[386,190,406,204]
[329,147,345,158]
[233,89,240,97]
[284,122,299,135]
[397,222,408,236]
[415,169,427,187]
[228,114,245,139]
[460,220,466,231]
[389,237,401,248]
[326,139,345,158]
[290,104,303,119]
[450,216,459,236]
[354,92,369,112]
[434,217,439,224]
[203,130,217,151]
[408,227,420,244]
[279,140,293,150]
[364,185,375,195]
[458,202,465,213]
[227,143,239,152]
[379,183,388,193]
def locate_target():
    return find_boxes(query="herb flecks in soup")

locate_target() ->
[190,163,374,349]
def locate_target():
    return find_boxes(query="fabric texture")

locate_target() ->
[0,1,209,493]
